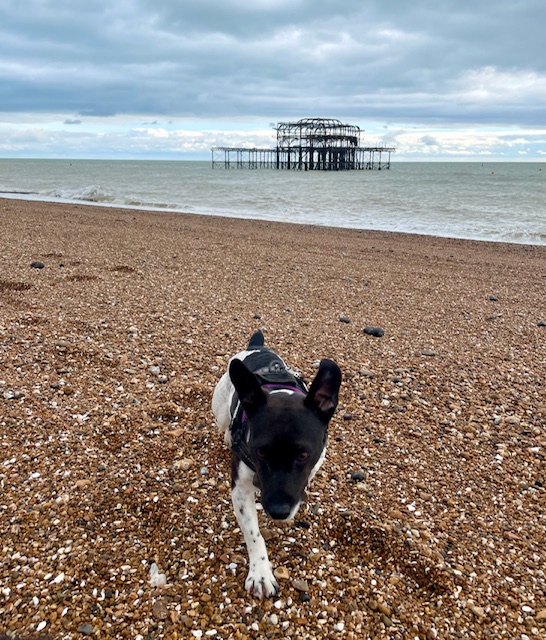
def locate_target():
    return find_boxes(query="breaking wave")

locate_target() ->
[44,185,178,211]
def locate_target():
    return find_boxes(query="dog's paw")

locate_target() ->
[245,566,279,599]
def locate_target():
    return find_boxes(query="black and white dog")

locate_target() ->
[212,330,342,598]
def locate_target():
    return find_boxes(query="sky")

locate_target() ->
[1,0,546,161]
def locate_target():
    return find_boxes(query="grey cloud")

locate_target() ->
[0,0,545,126]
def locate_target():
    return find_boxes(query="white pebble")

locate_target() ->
[149,562,167,587]
[36,621,47,632]
[334,622,345,632]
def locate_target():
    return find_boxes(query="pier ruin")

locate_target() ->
[212,118,395,171]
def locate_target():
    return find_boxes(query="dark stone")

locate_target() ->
[31,261,45,269]
[339,316,350,323]
[77,624,94,636]
[363,326,385,337]
[538,321,546,327]
[295,520,311,529]
[489,295,498,301]
[298,592,311,603]
[350,470,366,482]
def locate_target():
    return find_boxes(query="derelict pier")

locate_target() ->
[212,118,395,171]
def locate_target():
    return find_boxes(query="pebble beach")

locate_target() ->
[1,197,546,639]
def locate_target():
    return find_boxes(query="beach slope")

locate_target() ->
[1,198,546,638]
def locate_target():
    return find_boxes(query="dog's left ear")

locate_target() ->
[229,358,267,415]
[304,359,342,422]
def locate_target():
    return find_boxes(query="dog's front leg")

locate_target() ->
[231,466,279,599]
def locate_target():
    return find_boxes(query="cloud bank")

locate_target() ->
[1,0,545,159]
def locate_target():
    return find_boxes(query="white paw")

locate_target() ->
[245,564,279,599]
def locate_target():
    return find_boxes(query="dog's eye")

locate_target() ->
[296,451,310,463]
[256,448,267,459]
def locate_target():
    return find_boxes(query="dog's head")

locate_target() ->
[229,358,342,521]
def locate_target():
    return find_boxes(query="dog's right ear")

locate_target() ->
[304,359,342,423]
[229,358,266,415]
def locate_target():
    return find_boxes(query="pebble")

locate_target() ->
[536,609,546,622]
[77,623,94,635]
[274,566,290,580]
[380,614,393,626]
[421,348,436,356]
[292,579,309,592]
[149,562,167,587]
[152,598,169,620]
[173,458,194,471]
[339,316,350,323]
[368,599,381,612]
[538,321,546,327]
[350,470,366,482]
[3,390,24,400]
[31,261,45,269]
[363,326,385,337]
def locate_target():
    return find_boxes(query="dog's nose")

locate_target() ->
[267,503,292,521]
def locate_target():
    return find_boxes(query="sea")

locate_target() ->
[1,159,545,246]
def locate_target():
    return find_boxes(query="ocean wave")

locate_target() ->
[43,185,178,211]
[46,185,117,203]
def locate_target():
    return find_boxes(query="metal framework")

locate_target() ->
[212,118,395,170]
